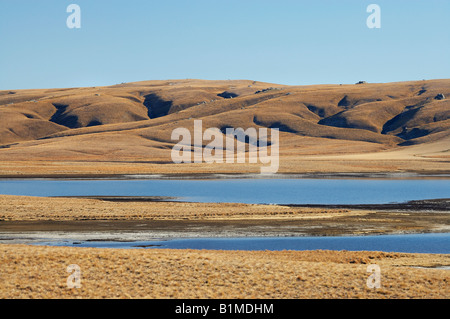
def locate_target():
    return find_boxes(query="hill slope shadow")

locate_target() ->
[143,94,173,119]
[50,103,79,129]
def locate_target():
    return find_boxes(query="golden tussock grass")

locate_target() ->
[0,195,349,222]
[0,245,448,299]
[0,79,449,176]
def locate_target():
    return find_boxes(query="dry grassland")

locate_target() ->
[0,245,448,299]
[0,195,348,222]
[0,79,449,176]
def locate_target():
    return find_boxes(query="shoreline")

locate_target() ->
[1,171,450,180]
[286,198,450,211]
[1,230,449,254]
[0,196,448,241]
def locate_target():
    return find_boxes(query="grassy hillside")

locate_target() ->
[0,79,449,174]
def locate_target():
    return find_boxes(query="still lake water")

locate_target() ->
[34,233,450,254]
[0,178,449,204]
[2,178,449,253]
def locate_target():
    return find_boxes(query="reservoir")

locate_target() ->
[31,233,450,254]
[0,177,449,205]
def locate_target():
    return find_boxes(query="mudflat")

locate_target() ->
[0,195,449,237]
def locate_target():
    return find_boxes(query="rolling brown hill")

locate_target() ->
[0,79,449,175]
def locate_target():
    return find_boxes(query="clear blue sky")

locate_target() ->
[1,0,449,90]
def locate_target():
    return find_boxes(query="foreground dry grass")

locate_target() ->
[0,245,448,299]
